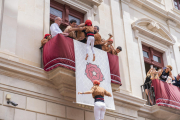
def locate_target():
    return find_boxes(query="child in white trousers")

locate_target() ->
[78,80,112,120]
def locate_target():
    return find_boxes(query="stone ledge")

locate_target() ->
[139,104,180,120]
[113,92,146,109]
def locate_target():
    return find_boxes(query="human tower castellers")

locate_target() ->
[78,80,112,120]
[68,19,96,61]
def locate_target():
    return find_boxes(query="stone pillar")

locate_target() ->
[0,0,19,54]
[167,20,180,74]
[43,0,50,35]
[109,0,132,94]
[121,0,144,97]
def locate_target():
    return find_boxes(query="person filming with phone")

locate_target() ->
[158,65,174,82]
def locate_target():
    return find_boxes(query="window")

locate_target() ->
[142,45,164,74]
[143,51,149,58]
[50,0,84,31]
[174,0,180,10]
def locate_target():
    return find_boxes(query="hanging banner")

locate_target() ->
[74,40,115,110]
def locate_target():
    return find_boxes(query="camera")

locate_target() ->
[7,100,18,106]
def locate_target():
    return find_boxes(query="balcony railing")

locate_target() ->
[141,79,180,110]
[141,81,155,106]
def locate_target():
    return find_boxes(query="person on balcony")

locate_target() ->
[144,67,157,105]
[64,19,77,39]
[68,19,96,61]
[94,26,102,50]
[111,46,122,56]
[41,34,52,47]
[50,17,69,38]
[172,73,180,87]
[101,34,113,53]
[159,65,174,82]
[78,80,112,120]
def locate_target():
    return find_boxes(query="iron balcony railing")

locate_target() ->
[141,81,156,106]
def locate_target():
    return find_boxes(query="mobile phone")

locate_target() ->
[150,65,153,69]
[163,67,166,70]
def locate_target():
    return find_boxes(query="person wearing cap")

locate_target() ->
[112,46,122,55]
[102,34,114,53]
[78,80,112,120]
[68,19,96,61]
[159,65,175,82]
[101,34,113,52]
[41,34,52,47]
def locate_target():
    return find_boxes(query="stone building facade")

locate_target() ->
[0,0,180,120]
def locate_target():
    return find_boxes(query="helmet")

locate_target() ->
[93,80,100,85]
[85,19,92,26]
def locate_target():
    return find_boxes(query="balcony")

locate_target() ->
[140,79,180,120]
[42,34,122,98]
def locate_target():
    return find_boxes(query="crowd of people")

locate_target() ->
[41,17,122,60]
[144,65,180,105]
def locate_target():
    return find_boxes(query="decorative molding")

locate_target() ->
[167,19,177,27]
[131,0,180,26]
[132,18,176,46]
[55,0,92,13]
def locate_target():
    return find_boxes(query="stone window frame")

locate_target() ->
[142,44,164,68]
[132,18,176,81]
[50,0,84,26]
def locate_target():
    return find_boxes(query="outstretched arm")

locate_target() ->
[78,90,93,94]
[104,90,112,97]
[68,27,85,32]
[78,23,85,27]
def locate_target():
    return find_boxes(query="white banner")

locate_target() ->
[74,40,115,110]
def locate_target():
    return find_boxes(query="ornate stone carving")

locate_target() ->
[132,18,176,45]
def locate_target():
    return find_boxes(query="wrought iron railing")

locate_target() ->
[141,81,156,106]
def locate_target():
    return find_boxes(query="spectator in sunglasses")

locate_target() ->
[172,73,180,87]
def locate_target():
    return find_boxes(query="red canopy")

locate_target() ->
[43,34,121,85]
[152,79,180,110]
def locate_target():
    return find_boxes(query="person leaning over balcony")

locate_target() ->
[68,20,96,61]
[101,34,114,53]
[172,73,180,87]
[159,65,175,82]
[50,17,69,38]
[94,26,102,50]
[78,80,112,120]
[72,22,87,43]
[111,46,122,55]
[41,34,52,47]
[64,19,77,39]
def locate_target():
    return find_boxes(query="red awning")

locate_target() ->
[152,79,180,110]
[43,34,121,85]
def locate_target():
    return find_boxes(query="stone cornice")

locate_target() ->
[113,92,146,109]
[0,56,48,80]
[129,0,180,26]
[138,104,180,120]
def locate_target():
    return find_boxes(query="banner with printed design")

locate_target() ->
[74,40,115,110]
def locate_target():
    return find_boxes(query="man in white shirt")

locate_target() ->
[50,17,69,38]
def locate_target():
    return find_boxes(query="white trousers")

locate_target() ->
[86,36,95,54]
[94,102,106,120]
